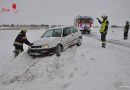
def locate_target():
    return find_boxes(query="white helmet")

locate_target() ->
[21,28,27,32]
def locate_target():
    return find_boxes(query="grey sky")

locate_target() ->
[0,0,130,26]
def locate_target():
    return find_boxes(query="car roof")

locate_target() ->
[45,25,74,31]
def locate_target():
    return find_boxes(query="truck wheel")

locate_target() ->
[80,31,83,34]
[88,31,90,34]
[77,38,82,46]
[56,44,61,56]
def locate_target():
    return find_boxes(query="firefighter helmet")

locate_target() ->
[101,15,107,19]
[126,21,129,24]
[21,28,27,32]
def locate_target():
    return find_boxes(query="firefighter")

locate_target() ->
[124,21,129,39]
[97,15,109,48]
[13,28,33,57]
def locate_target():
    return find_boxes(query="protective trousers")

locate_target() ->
[101,33,106,48]
[124,31,128,39]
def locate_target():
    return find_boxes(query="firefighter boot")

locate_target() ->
[13,49,22,57]
[102,42,106,48]
[124,37,127,40]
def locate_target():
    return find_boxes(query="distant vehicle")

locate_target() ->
[74,15,93,34]
[27,26,82,57]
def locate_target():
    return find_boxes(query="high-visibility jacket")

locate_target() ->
[99,19,109,33]
[13,31,30,46]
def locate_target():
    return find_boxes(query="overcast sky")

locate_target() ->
[0,0,130,26]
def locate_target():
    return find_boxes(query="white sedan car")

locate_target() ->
[27,26,82,56]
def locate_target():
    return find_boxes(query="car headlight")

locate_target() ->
[42,44,49,49]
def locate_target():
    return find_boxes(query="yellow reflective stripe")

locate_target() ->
[100,20,107,33]
[15,49,22,53]
[23,37,27,39]
[19,32,22,34]
[102,41,106,43]
[14,42,22,45]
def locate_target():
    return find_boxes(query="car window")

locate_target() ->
[69,26,78,33]
[53,29,62,37]
[63,28,71,37]
[42,28,62,38]
[42,29,53,38]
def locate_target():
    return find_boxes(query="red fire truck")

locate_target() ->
[74,16,93,34]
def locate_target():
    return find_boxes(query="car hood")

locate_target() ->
[32,37,61,47]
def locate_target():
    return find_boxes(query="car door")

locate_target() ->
[61,27,73,49]
[69,26,80,44]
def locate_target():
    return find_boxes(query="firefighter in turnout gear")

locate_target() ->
[97,15,109,48]
[124,21,129,40]
[13,28,33,57]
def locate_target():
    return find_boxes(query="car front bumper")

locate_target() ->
[27,47,56,56]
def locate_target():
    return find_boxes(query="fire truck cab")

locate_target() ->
[74,16,93,34]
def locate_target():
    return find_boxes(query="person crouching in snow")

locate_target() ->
[97,15,109,48]
[13,28,33,57]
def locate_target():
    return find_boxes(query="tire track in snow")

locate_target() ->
[0,57,40,85]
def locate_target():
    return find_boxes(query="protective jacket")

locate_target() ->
[13,31,31,46]
[98,19,109,33]
[124,23,129,32]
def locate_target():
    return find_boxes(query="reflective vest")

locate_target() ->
[100,20,108,33]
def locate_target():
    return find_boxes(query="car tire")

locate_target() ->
[60,46,64,52]
[77,37,82,46]
[56,44,61,56]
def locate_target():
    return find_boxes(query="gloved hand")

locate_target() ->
[30,43,33,46]
[96,17,99,20]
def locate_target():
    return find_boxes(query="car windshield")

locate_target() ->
[42,28,62,38]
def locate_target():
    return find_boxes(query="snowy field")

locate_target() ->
[0,28,130,90]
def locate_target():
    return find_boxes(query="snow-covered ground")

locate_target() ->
[0,28,130,90]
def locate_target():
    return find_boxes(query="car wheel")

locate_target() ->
[60,46,64,52]
[77,37,82,46]
[56,44,61,56]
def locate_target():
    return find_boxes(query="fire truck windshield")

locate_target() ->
[78,18,92,23]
